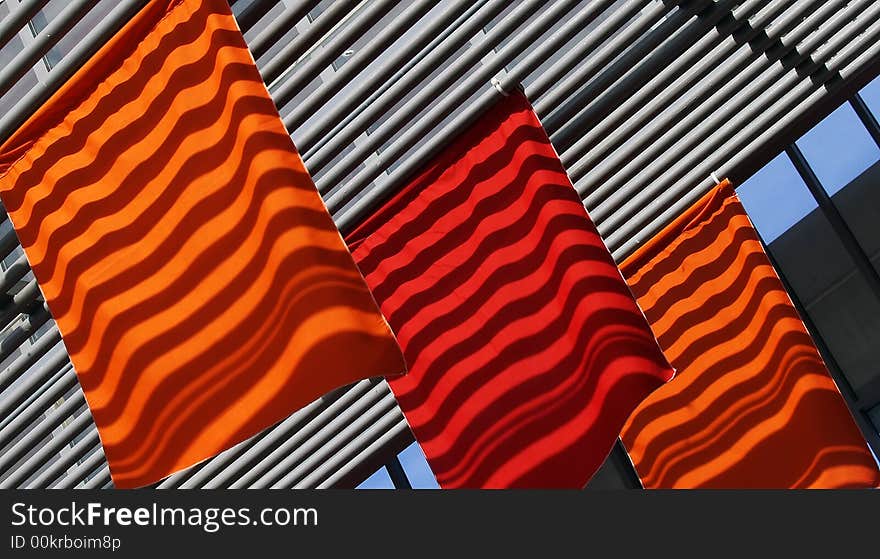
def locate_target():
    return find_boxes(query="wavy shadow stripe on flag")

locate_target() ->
[346,91,674,488]
[0,0,405,489]
[619,181,880,488]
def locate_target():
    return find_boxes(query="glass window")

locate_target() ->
[827,158,880,277]
[860,74,880,118]
[585,443,641,489]
[868,402,880,435]
[397,442,439,489]
[355,442,439,489]
[796,103,880,195]
[737,152,817,243]
[762,203,880,395]
[356,466,394,489]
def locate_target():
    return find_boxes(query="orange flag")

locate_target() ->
[0,0,405,488]
[620,180,880,488]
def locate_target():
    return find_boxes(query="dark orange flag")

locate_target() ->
[0,0,405,488]
[346,91,674,488]
[620,181,880,488]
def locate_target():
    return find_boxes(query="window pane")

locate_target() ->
[737,152,817,243]
[796,103,880,195]
[829,160,880,276]
[861,74,880,118]
[766,206,880,395]
[356,466,394,489]
[398,442,439,489]
[868,402,880,435]
[585,444,640,489]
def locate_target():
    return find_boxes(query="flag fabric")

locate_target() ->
[0,0,405,488]
[619,181,880,488]
[346,91,674,488]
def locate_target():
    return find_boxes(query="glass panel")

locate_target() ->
[736,152,817,243]
[398,442,439,489]
[356,466,395,489]
[860,74,880,118]
[868,402,880,435]
[585,444,639,489]
[765,205,880,396]
[796,103,880,195]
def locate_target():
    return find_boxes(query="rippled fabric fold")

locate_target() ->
[620,180,880,488]
[0,0,405,489]
[347,91,674,488]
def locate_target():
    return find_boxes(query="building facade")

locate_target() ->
[0,0,878,489]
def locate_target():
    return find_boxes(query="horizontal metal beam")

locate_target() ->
[0,0,51,52]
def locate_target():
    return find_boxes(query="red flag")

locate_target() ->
[347,91,673,488]
[620,181,880,488]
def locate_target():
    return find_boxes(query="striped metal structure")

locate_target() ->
[0,0,878,489]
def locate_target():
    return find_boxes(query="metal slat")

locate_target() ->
[269,0,399,111]
[0,365,76,448]
[316,418,410,488]
[247,383,397,488]
[260,0,361,85]
[0,0,51,52]
[0,0,150,145]
[299,0,511,171]
[271,390,399,488]
[0,411,94,488]
[598,2,880,249]
[0,344,69,420]
[247,0,322,60]
[335,0,652,230]
[324,0,616,213]
[280,0,439,133]
[233,0,278,35]
[528,0,655,100]
[0,326,61,394]
[550,0,771,156]
[539,0,698,133]
[580,0,857,216]
[26,431,100,488]
[0,0,99,99]
[610,14,880,257]
[79,463,112,489]
[206,379,376,488]
[0,394,85,479]
[0,304,50,364]
[0,252,31,293]
[53,446,106,488]
[565,0,815,183]
[295,0,487,155]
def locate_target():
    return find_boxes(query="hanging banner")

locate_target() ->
[619,181,880,488]
[347,91,674,488]
[0,0,405,488]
